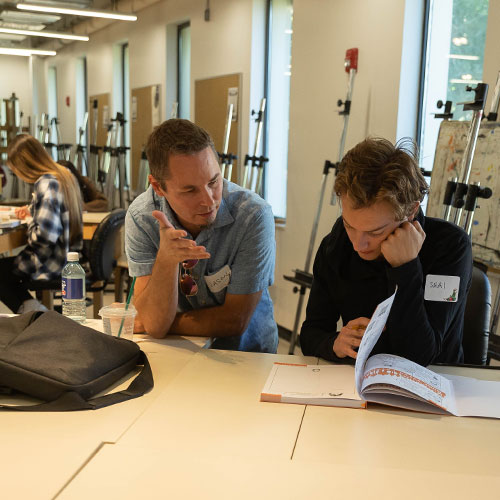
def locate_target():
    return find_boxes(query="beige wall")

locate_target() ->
[272,0,407,330]
[0,55,32,120]
[30,0,257,152]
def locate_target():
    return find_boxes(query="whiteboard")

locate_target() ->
[426,120,500,269]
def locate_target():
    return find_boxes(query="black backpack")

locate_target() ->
[0,311,153,411]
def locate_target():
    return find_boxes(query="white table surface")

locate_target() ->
[82,212,109,224]
[58,442,500,500]
[0,321,208,500]
[118,349,317,460]
[2,323,500,499]
[293,364,500,477]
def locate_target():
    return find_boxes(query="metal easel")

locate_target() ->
[41,115,54,158]
[219,103,237,181]
[437,80,500,359]
[73,112,89,175]
[102,113,130,209]
[135,101,179,199]
[88,100,101,185]
[51,117,72,162]
[242,98,267,194]
[116,113,131,209]
[284,48,359,354]
[102,117,119,208]
[483,71,500,354]
[135,150,150,198]
[441,83,491,233]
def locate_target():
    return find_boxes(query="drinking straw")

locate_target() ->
[117,276,136,338]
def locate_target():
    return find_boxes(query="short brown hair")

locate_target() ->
[334,137,429,220]
[145,119,218,180]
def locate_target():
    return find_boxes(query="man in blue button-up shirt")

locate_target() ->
[125,119,278,352]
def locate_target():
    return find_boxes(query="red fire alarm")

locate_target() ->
[66,96,70,107]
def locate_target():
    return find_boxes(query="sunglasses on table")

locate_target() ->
[179,259,199,296]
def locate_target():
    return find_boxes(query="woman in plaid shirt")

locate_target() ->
[0,134,83,313]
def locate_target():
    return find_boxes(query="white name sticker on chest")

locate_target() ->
[204,265,232,293]
[424,274,460,302]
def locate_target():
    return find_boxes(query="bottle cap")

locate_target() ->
[67,252,80,262]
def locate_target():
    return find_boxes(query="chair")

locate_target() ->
[114,255,131,302]
[462,263,491,365]
[86,209,126,318]
[27,278,61,310]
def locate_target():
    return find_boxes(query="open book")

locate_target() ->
[261,292,500,418]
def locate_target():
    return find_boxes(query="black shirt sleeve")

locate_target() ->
[382,224,472,365]
[299,233,350,363]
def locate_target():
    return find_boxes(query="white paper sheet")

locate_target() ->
[354,291,396,394]
[262,364,360,401]
[444,374,500,418]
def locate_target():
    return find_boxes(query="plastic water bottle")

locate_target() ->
[61,251,86,323]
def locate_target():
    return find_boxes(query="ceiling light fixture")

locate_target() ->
[17,3,137,21]
[0,27,89,41]
[448,54,479,61]
[0,47,56,56]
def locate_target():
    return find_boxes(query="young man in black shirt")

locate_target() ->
[300,137,472,366]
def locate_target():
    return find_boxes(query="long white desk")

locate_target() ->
[58,444,500,499]
[293,365,500,478]
[0,328,208,500]
[1,332,500,499]
[117,349,314,459]
[57,352,500,499]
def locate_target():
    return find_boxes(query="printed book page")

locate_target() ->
[360,353,457,414]
[354,291,396,394]
[261,363,361,402]
[444,374,500,418]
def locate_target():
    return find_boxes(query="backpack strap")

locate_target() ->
[0,351,153,412]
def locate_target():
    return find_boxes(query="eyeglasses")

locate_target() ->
[179,259,199,296]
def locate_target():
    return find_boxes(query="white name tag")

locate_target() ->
[424,274,460,302]
[204,265,231,293]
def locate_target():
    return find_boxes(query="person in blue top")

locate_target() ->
[125,119,278,352]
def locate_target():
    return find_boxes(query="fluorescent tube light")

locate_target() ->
[17,3,137,21]
[448,54,479,61]
[0,47,56,56]
[0,27,89,41]
[449,79,481,85]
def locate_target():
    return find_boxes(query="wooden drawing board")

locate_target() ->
[195,74,241,183]
[131,84,161,190]
[426,120,500,268]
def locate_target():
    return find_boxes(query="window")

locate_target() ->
[112,42,130,183]
[263,0,293,218]
[178,22,191,119]
[47,66,58,120]
[418,0,489,173]
[75,57,88,146]
[122,43,130,180]
[47,66,58,156]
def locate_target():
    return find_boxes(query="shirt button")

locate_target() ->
[201,300,206,305]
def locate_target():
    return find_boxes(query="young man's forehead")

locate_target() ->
[165,149,220,185]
